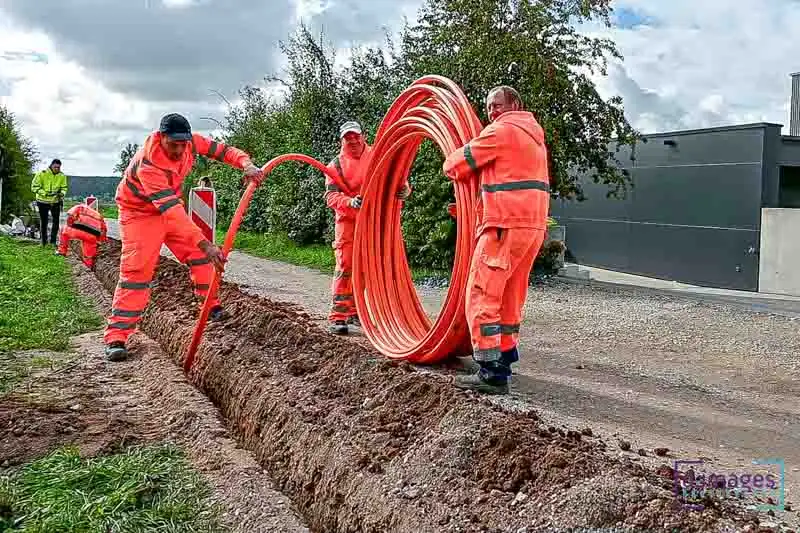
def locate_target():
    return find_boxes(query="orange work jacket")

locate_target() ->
[324,144,373,224]
[115,131,250,246]
[443,111,550,234]
[66,203,108,240]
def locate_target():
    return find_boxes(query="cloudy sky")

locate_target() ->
[0,0,798,176]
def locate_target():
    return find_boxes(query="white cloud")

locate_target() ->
[582,0,800,134]
[2,0,800,175]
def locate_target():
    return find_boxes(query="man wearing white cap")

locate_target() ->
[324,120,411,334]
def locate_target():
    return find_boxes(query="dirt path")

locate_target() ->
[101,220,800,528]
[0,258,309,532]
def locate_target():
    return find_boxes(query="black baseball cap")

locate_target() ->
[159,113,192,141]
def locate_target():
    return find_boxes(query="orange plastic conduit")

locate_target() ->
[184,154,352,372]
[185,75,483,371]
[352,75,483,364]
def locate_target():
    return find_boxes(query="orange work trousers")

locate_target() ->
[58,226,99,268]
[329,220,356,322]
[103,212,219,345]
[465,227,545,371]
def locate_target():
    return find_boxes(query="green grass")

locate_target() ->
[0,443,226,532]
[62,200,117,219]
[0,237,102,393]
[216,228,450,282]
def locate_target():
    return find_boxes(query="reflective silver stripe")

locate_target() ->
[216,145,228,161]
[501,324,520,334]
[112,309,144,318]
[148,189,176,201]
[108,322,137,330]
[473,348,501,362]
[187,257,211,266]
[480,323,501,337]
[334,270,351,279]
[334,157,344,178]
[333,294,353,302]
[157,198,182,213]
[194,284,210,291]
[118,280,153,290]
[332,305,350,313]
[326,184,341,192]
[482,180,549,193]
[207,141,219,158]
[125,179,150,202]
[464,144,478,172]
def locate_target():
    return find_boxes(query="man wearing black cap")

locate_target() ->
[103,113,263,361]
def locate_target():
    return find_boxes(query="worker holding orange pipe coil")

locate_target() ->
[55,202,108,270]
[103,113,263,362]
[325,120,411,335]
[443,86,550,395]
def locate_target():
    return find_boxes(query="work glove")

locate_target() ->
[241,161,264,186]
[198,239,226,273]
[350,195,363,209]
[396,184,411,200]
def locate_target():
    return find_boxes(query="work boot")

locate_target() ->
[454,372,509,395]
[501,347,520,375]
[105,341,128,362]
[347,315,361,328]
[329,320,348,335]
[209,305,228,322]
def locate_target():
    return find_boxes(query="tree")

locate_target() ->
[113,143,139,175]
[398,0,640,201]
[0,106,37,223]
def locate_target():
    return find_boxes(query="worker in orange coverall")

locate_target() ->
[443,86,550,394]
[103,113,263,362]
[324,120,411,335]
[55,202,108,270]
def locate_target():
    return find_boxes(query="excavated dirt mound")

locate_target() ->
[87,239,767,532]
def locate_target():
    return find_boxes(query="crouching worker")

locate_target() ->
[443,86,551,395]
[103,113,263,362]
[55,202,108,269]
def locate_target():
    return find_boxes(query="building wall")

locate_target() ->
[759,208,800,296]
[66,175,120,200]
[550,123,781,291]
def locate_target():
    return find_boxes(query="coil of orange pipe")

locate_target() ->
[352,75,483,364]
[186,75,482,371]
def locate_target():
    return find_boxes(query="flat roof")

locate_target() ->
[639,122,784,139]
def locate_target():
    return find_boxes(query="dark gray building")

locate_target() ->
[550,122,800,292]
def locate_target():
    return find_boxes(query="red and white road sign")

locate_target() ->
[189,187,216,243]
[85,195,98,211]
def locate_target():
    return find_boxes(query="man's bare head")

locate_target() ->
[485,85,523,122]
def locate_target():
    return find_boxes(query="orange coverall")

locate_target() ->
[103,132,251,345]
[443,110,550,380]
[324,144,373,323]
[57,203,108,269]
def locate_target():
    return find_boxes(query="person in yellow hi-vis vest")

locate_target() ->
[31,159,68,246]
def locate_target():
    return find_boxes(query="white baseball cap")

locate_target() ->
[339,121,362,138]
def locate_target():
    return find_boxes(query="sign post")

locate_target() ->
[188,187,216,243]
[85,195,98,211]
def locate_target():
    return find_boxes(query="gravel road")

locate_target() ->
[102,219,800,527]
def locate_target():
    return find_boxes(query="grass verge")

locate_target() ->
[0,443,226,532]
[216,228,450,282]
[0,236,101,393]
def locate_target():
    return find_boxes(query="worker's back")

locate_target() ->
[477,111,550,232]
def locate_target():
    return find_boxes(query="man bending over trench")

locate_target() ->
[443,85,551,394]
[103,113,263,362]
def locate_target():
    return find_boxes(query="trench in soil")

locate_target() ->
[82,238,771,532]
